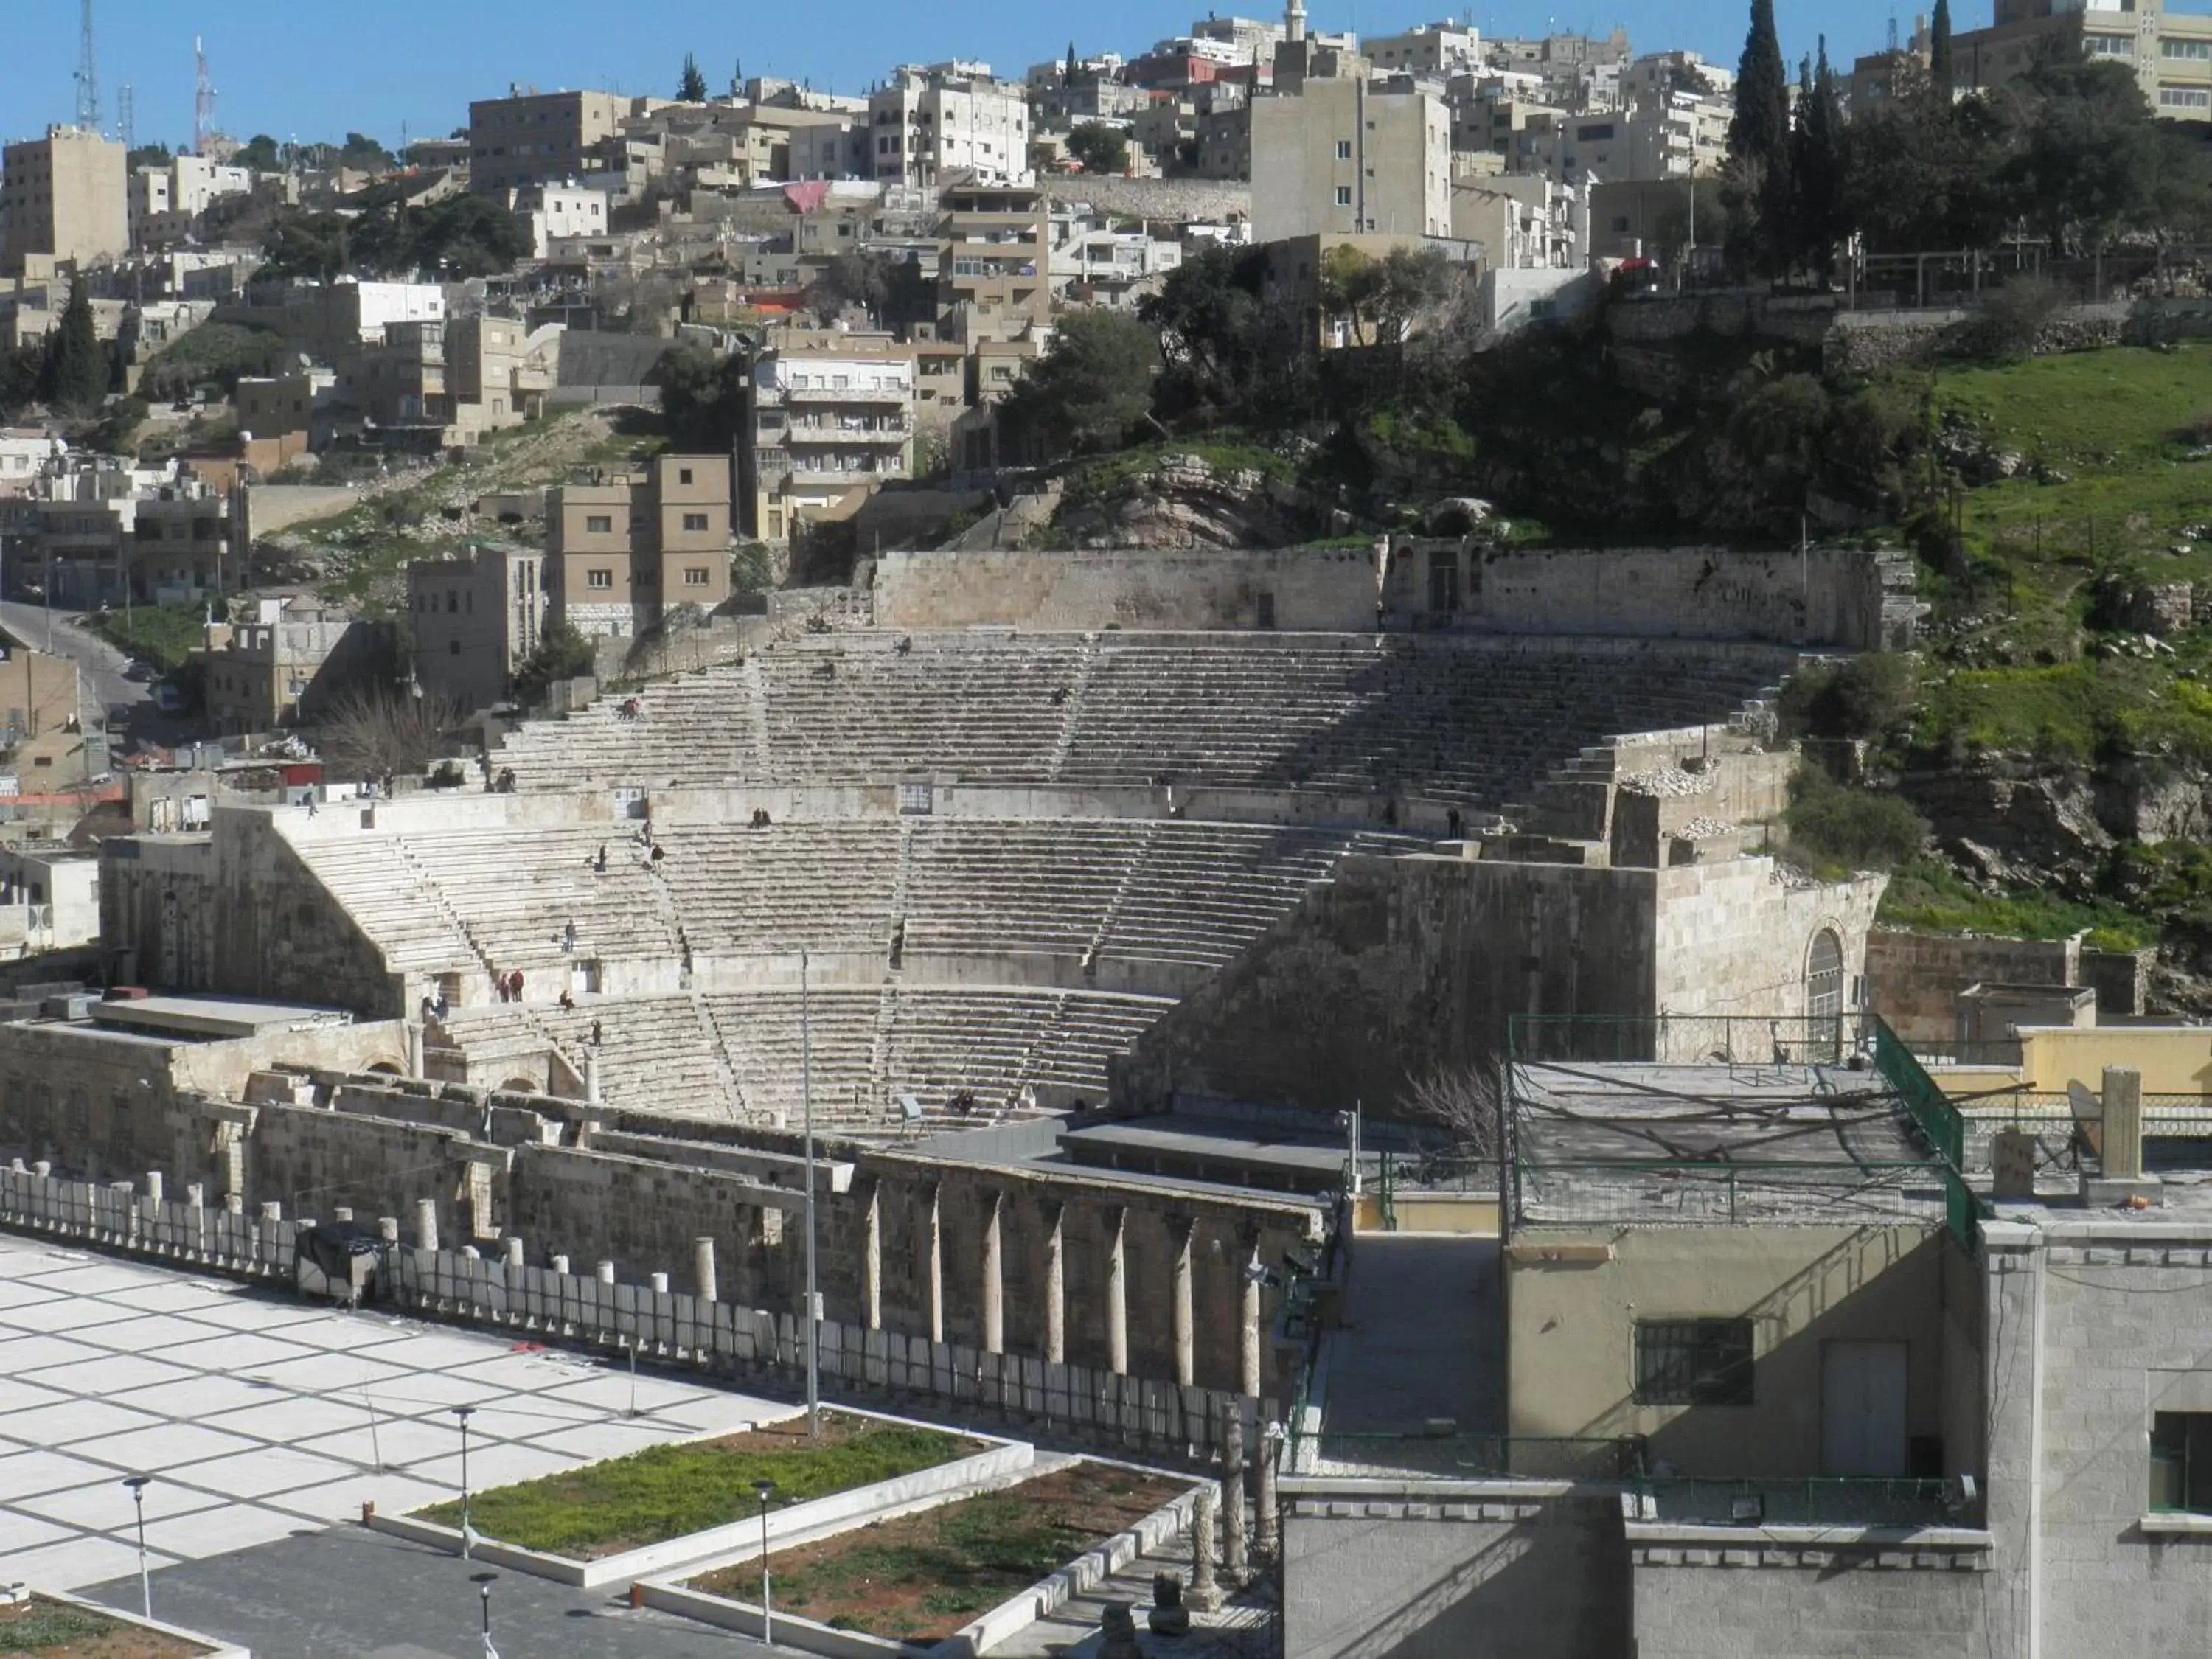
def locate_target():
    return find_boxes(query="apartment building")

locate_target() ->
[0,648,93,793]
[1954,0,2212,117]
[1366,22,1485,77]
[1252,74,1453,241]
[1451,172,1586,268]
[198,596,389,734]
[868,67,1033,187]
[236,369,338,445]
[547,456,733,638]
[1486,28,1633,110]
[335,314,551,447]
[130,485,236,604]
[406,544,546,713]
[469,89,636,195]
[744,345,914,543]
[938,182,1052,338]
[1,128,128,277]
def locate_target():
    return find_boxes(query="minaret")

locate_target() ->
[1285,0,1307,43]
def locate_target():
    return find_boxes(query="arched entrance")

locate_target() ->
[1806,930,1845,1018]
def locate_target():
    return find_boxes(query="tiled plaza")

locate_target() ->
[0,1233,789,1591]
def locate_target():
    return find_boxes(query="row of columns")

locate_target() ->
[853,1182,1267,1396]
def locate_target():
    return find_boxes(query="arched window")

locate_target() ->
[1806,930,1846,1019]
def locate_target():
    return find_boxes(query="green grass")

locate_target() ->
[416,1416,967,1559]
[83,605,206,675]
[1910,658,2212,767]
[0,1602,123,1652]
[1061,434,1295,506]
[1877,857,2154,949]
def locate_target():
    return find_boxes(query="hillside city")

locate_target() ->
[0,0,2209,1653]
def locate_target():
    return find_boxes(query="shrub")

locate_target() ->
[1784,769,1928,874]
[1964,276,2065,363]
[1776,653,1919,742]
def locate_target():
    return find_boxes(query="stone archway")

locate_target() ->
[1806,928,1846,1019]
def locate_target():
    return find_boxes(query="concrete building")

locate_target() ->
[937,181,1052,338]
[868,66,1032,187]
[468,89,636,195]
[1366,21,1485,77]
[407,545,546,714]
[1954,0,2212,117]
[197,596,390,734]
[1,127,129,276]
[1253,75,1453,241]
[0,844,101,953]
[745,347,914,544]
[236,369,338,445]
[1452,171,1586,268]
[0,645,91,793]
[547,455,734,639]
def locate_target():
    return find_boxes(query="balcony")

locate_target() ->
[777,383,912,404]
[785,419,910,442]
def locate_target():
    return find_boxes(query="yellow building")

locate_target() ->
[547,456,732,639]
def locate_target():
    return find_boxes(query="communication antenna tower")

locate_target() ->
[194,37,218,157]
[73,0,100,131]
[118,83,135,153]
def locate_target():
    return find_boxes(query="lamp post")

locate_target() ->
[753,1478,777,1645]
[452,1405,476,1559]
[471,1571,498,1659]
[122,1475,151,1619]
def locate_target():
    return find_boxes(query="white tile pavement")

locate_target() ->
[0,1234,789,1591]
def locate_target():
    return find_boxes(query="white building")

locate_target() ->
[1366,22,1484,77]
[867,67,1032,187]
[745,347,916,543]
[525,183,611,257]
[1252,74,1453,242]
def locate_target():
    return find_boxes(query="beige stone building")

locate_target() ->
[1252,74,1453,242]
[469,90,635,196]
[198,597,390,734]
[867,66,1032,187]
[1,127,129,276]
[547,456,732,639]
[938,182,1052,340]
[0,646,91,791]
[1955,0,2212,117]
[408,545,546,714]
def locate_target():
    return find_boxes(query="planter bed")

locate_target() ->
[684,1461,1190,1646]
[0,1594,231,1658]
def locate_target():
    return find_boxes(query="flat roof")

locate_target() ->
[1512,1059,1949,1225]
[93,995,355,1041]
[1057,1116,1352,1180]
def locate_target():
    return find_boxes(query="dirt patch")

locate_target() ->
[0,1598,207,1658]
[688,1461,1192,1644]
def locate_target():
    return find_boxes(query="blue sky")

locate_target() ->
[2,0,1947,154]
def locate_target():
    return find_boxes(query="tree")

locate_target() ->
[1788,41,1846,277]
[318,689,465,782]
[235,133,282,171]
[1930,0,1955,94]
[678,53,709,102]
[998,307,1160,459]
[260,209,351,281]
[512,623,596,704]
[338,132,393,170]
[43,282,108,417]
[1729,0,1790,171]
[655,341,749,450]
[1397,1060,1502,1158]
[1066,123,1130,175]
[1141,244,1317,425]
[127,142,172,171]
[1064,43,1081,86]
[0,343,42,420]
[2001,38,2168,251]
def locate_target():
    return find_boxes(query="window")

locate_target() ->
[586,569,613,589]
[1336,139,1352,159]
[585,514,613,534]
[448,639,462,655]
[1634,1318,1755,1405]
[2087,33,2135,55]
[684,568,710,586]
[679,467,695,484]
[2160,86,2212,108]
[2161,38,2211,60]
[682,512,710,532]
[2152,1413,2212,1512]
[1335,186,1352,206]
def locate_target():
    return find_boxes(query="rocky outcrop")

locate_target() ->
[1899,753,2212,892]
[1055,455,1345,549]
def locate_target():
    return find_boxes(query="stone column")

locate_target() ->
[925,1183,945,1345]
[861,1183,883,1331]
[2103,1064,2146,1180]
[1239,1240,1264,1401]
[1106,1206,1128,1375]
[505,1237,526,1270]
[1043,1202,1066,1366]
[377,1215,400,1243]
[414,1197,439,1253]
[693,1236,719,1303]
[585,1053,602,1105]
[650,1271,669,1293]
[1256,1423,1283,1557]
[1172,1216,1196,1389]
[145,1171,164,1204]
[405,1020,425,1079]
[596,1259,616,1284]
[1187,1484,1222,1613]
[1221,1408,1248,1587]
[981,1192,1005,1355]
[552,1253,570,1274]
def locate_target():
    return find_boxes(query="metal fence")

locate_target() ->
[1508,1012,1860,1068]
[1514,1159,1952,1228]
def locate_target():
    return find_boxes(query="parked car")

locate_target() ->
[151,682,186,714]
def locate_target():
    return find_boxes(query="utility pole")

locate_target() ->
[74,0,100,132]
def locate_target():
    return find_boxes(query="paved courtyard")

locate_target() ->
[0,1233,791,1592]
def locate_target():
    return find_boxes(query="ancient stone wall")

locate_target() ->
[1041,176,1251,223]
[100,835,220,990]
[1865,930,2079,1046]
[1649,863,1886,1027]
[871,546,1380,633]
[1387,542,1912,652]
[201,810,406,1015]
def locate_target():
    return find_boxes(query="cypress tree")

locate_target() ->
[1930,0,1955,94]
[1729,0,1790,171]
[44,281,107,416]
[678,54,709,102]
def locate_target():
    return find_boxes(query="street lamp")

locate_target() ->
[121,1475,151,1619]
[752,1478,777,1646]
[470,1571,498,1659]
[452,1406,476,1559]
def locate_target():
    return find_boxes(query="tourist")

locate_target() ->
[509,970,525,1001]
[590,1020,603,1048]
[562,919,577,954]
[594,844,608,873]
[558,990,575,1012]
[494,970,509,1003]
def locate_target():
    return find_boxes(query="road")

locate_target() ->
[0,599,191,752]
